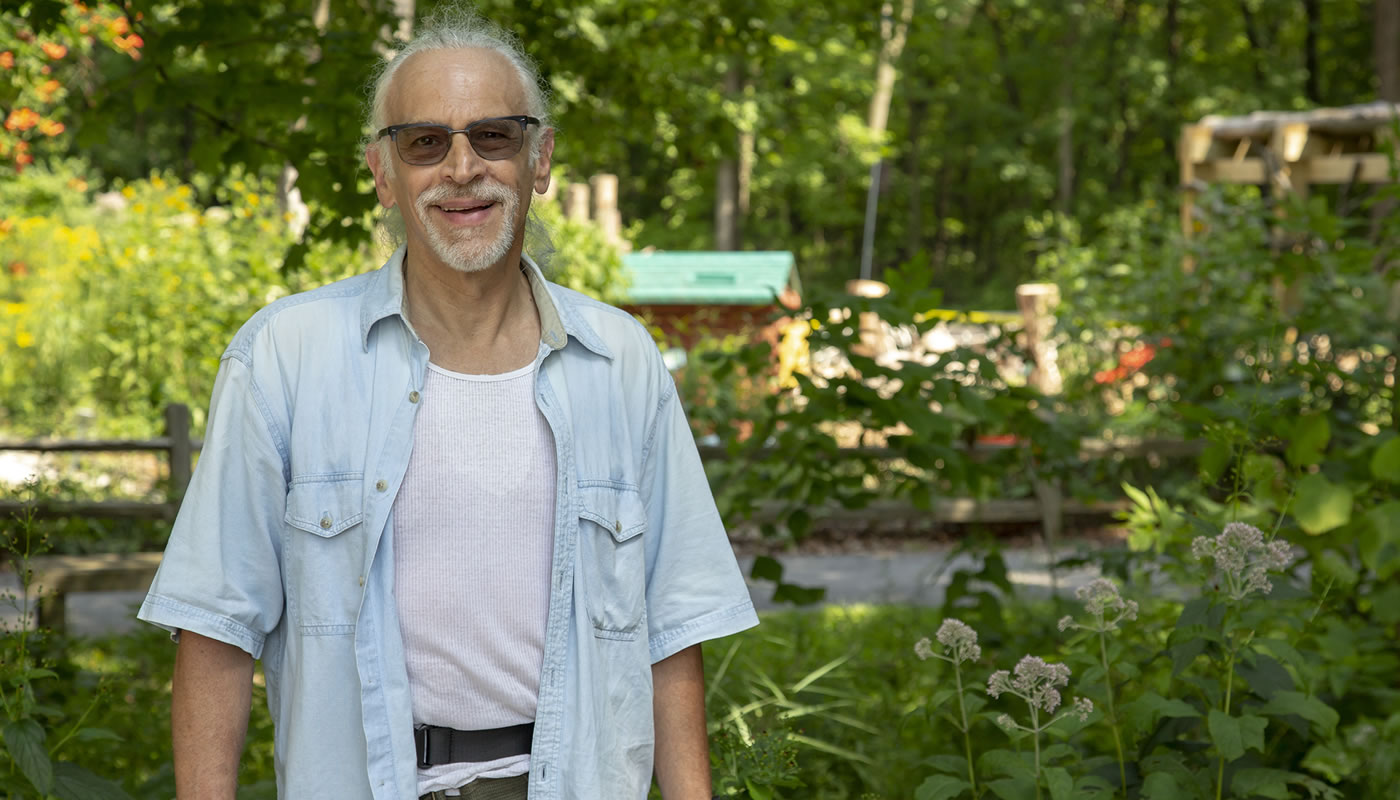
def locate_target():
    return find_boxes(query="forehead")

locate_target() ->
[386,47,526,124]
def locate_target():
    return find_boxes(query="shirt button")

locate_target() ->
[375,479,387,492]
[614,520,622,533]
[409,390,420,403]
[358,576,365,587]
[319,515,333,529]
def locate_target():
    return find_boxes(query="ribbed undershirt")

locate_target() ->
[392,348,556,795]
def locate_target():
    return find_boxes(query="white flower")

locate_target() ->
[1057,615,1076,632]
[1192,522,1296,601]
[914,638,934,661]
[1071,696,1094,722]
[989,655,1073,715]
[935,619,982,664]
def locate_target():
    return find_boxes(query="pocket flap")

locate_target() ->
[285,477,365,537]
[578,485,647,543]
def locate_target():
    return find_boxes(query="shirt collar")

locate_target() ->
[359,245,612,360]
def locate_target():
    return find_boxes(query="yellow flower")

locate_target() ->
[151,175,166,189]
[121,185,135,198]
[16,330,33,348]
[4,303,27,315]
[245,193,260,207]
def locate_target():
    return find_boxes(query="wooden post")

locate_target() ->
[165,403,193,514]
[1269,122,1311,318]
[590,173,623,247]
[564,182,590,223]
[1016,283,1064,543]
[37,593,65,634]
[844,279,891,360]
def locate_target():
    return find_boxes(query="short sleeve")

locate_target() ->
[136,356,287,659]
[639,373,758,664]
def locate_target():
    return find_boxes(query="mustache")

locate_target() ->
[417,180,515,208]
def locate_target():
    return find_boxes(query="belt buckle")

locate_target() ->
[414,725,432,769]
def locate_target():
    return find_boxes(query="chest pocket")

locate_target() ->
[284,475,368,635]
[578,485,647,640]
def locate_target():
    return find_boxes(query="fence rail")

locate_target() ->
[1,404,1200,630]
[0,404,197,521]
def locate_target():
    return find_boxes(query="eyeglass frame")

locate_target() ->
[375,115,543,165]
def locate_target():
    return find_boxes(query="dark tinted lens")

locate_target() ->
[468,119,524,160]
[397,125,451,164]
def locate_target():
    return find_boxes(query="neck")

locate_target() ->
[401,242,541,374]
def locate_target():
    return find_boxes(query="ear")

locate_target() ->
[366,143,397,209]
[532,128,555,195]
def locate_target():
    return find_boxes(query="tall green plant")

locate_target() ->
[1,488,132,799]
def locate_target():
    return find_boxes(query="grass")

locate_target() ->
[28,602,1081,799]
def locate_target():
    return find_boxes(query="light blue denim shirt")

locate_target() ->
[137,247,759,799]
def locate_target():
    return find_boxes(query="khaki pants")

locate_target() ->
[419,773,528,800]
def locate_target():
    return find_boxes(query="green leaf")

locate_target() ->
[1123,692,1201,733]
[1207,710,1267,761]
[1361,501,1400,575]
[1285,415,1330,468]
[51,762,132,800]
[771,582,825,605]
[1199,440,1232,484]
[985,777,1037,800]
[1236,652,1296,699]
[915,774,972,800]
[923,754,971,776]
[978,749,1036,780]
[749,555,783,583]
[3,718,53,795]
[1140,772,1184,800]
[1229,767,1296,800]
[1043,767,1073,800]
[1293,473,1353,535]
[1256,691,1339,739]
[1371,437,1400,482]
[744,778,773,800]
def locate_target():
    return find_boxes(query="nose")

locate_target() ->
[439,131,487,185]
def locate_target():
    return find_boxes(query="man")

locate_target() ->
[137,8,758,800]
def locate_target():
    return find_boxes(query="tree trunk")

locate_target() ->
[1303,0,1321,103]
[904,96,927,262]
[1238,0,1266,90]
[1110,0,1139,194]
[275,0,333,241]
[1055,7,1079,218]
[1163,0,1181,186]
[1379,0,1400,102]
[859,0,916,279]
[714,60,743,251]
[979,0,1021,111]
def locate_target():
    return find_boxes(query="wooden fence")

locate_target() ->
[0,403,1198,630]
[0,403,197,521]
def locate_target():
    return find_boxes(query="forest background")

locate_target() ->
[3,1,1400,799]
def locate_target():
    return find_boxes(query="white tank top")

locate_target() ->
[392,348,556,795]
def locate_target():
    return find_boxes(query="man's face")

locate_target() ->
[367,47,553,274]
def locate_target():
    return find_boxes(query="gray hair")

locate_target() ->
[362,5,553,168]
[364,5,556,271]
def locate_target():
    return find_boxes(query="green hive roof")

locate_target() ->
[620,251,801,305]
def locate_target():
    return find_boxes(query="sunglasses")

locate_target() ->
[376,115,541,165]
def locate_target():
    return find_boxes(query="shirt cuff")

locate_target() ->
[137,593,267,659]
[648,600,759,664]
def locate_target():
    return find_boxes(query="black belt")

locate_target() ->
[414,722,535,768]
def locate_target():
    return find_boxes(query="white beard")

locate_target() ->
[415,179,520,274]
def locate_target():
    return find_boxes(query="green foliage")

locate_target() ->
[0,161,368,436]
[7,0,1381,299]
[0,495,134,799]
[0,162,628,437]
[526,192,629,306]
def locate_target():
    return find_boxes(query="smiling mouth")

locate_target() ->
[436,200,495,213]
